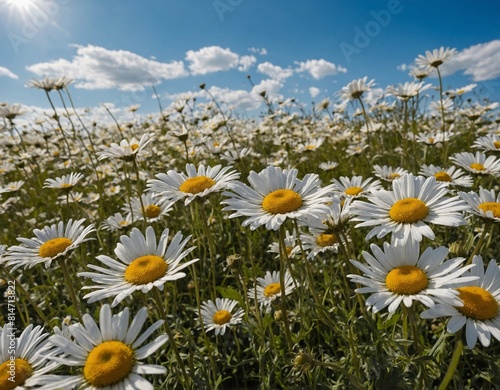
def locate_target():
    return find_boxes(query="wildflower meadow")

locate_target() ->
[1,47,500,389]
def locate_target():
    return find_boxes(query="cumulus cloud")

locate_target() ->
[26,44,187,91]
[0,66,18,79]
[251,79,284,101]
[207,86,262,111]
[238,55,257,72]
[186,46,256,75]
[440,40,500,81]
[249,47,267,55]
[295,59,347,80]
[257,62,294,81]
[309,87,321,98]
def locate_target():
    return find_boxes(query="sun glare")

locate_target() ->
[8,0,36,9]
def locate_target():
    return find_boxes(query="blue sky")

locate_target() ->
[1,0,500,119]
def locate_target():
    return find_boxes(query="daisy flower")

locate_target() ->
[351,173,468,244]
[446,83,477,98]
[248,270,297,309]
[331,175,381,198]
[319,161,338,171]
[300,232,339,260]
[122,193,172,223]
[220,147,252,163]
[450,151,500,176]
[27,76,73,91]
[0,180,25,194]
[0,324,61,389]
[372,165,409,183]
[429,98,454,115]
[458,187,500,222]
[43,304,168,389]
[347,240,477,314]
[300,196,353,234]
[147,163,240,206]
[419,164,473,188]
[97,133,155,161]
[43,172,84,190]
[415,46,457,69]
[222,165,333,231]
[339,77,375,101]
[199,298,245,336]
[101,212,133,232]
[421,256,500,349]
[345,143,369,156]
[4,219,95,270]
[416,131,451,146]
[386,81,431,101]
[472,134,500,152]
[268,230,300,259]
[78,226,198,307]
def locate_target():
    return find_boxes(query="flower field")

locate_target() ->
[1,47,500,389]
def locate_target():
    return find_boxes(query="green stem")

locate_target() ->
[436,67,448,164]
[278,224,294,349]
[198,202,218,300]
[58,258,83,323]
[438,332,463,390]
[152,288,191,387]
[467,221,492,265]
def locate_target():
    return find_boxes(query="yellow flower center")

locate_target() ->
[470,162,485,171]
[179,176,216,194]
[478,202,500,218]
[389,198,429,223]
[84,341,134,387]
[60,183,73,188]
[316,233,337,247]
[0,358,33,390]
[305,145,316,151]
[344,186,363,196]
[285,246,293,256]
[428,137,435,143]
[434,171,452,182]
[385,265,428,295]
[494,141,500,149]
[263,282,281,297]
[457,286,499,320]
[124,255,167,285]
[144,204,162,218]
[389,173,401,180]
[39,237,73,258]
[213,310,232,325]
[130,143,139,151]
[262,189,303,214]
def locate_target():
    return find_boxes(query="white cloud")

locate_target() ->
[207,86,262,111]
[295,59,347,80]
[249,47,267,55]
[26,44,187,91]
[251,79,284,101]
[440,40,500,81]
[309,87,321,98]
[397,64,408,72]
[0,66,18,79]
[238,55,257,72]
[257,62,294,81]
[186,46,255,75]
